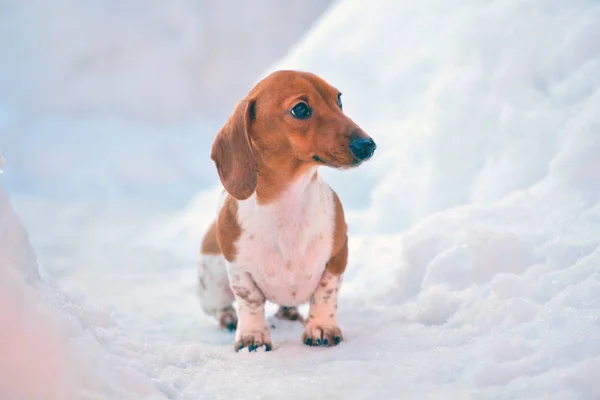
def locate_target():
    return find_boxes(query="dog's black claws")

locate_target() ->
[226,322,236,332]
[334,336,341,345]
[304,338,313,346]
[323,338,329,346]
[315,338,321,346]
[265,343,272,352]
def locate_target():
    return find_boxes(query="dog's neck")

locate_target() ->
[254,155,318,205]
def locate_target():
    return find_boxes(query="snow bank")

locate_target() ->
[0,188,70,400]
[0,0,331,122]
[341,185,600,398]
[0,187,172,399]
[275,0,600,234]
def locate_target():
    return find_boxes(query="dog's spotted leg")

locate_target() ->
[302,237,347,347]
[302,269,343,347]
[197,254,237,331]
[228,266,272,352]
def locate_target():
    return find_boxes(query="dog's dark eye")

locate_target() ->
[337,93,343,110]
[290,102,312,119]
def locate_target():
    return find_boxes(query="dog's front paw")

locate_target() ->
[302,323,343,347]
[234,328,272,352]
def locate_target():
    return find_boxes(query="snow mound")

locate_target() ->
[342,185,599,398]
[0,188,188,399]
[0,189,66,400]
[275,0,600,234]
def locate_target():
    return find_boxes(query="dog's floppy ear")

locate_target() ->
[211,100,257,200]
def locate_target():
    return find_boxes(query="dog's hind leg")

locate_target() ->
[275,306,304,323]
[197,222,237,331]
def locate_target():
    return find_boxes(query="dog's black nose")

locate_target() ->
[349,137,377,161]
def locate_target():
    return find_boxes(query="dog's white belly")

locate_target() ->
[237,233,331,306]
[233,172,336,306]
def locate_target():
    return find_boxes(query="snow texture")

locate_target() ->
[1,0,600,399]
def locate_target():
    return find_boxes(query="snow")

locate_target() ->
[2,0,600,399]
[0,0,331,122]
[0,0,331,207]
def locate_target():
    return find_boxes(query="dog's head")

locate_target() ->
[211,70,376,200]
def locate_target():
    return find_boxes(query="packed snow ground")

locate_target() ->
[2,0,600,399]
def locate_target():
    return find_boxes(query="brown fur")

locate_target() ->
[216,196,241,262]
[211,70,371,205]
[211,101,257,201]
[326,239,349,276]
[200,221,221,255]
[327,191,348,275]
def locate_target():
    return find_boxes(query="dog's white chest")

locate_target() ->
[234,174,335,306]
